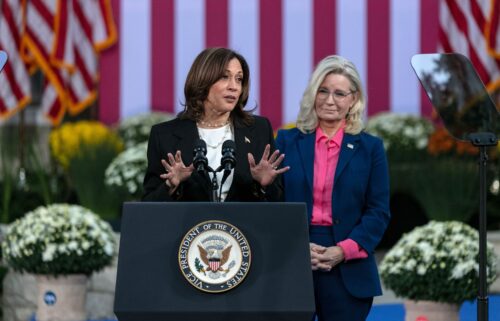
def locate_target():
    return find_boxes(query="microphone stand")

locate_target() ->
[208,166,233,203]
[203,166,219,203]
[469,132,498,321]
[209,169,219,203]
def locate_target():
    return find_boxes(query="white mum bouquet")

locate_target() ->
[365,112,434,160]
[104,142,148,200]
[380,221,497,304]
[117,112,174,148]
[2,204,116,276]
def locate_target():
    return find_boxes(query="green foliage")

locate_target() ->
[0,152,14,224]
[390,158,478,222]
[0,133,70,223]
[0,126,16,223]
[67,142,123,220]
[27,143,52,205]
[0,124,71,223]
[366,112,481,223]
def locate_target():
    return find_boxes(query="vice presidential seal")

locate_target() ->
[178,220,251,293]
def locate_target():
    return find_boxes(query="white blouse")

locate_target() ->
[197,124,234,201]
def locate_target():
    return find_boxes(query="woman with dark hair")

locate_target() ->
[143,47,288,202]
[276,55,390,321]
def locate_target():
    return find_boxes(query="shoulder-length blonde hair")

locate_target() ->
[296,55,366,134]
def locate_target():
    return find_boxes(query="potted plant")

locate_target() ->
[2,204,116,321]
[49,121,124,220]
[379,221,498,321]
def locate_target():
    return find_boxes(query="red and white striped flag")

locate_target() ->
[2,0,497,127]
[486,0,500,59]
[53,0,117,116]
[98,0,499,129]
[439,0,500,92]
[13,0,116,125]
[0,0,31,121]
[98,0,444,128]
[23,0,68,125]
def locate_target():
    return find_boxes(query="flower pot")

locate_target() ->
[36,274,88,321]
[404,300,459,321]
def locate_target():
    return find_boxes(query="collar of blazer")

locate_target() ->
[170,117,256,179]
[297,130,361,191]
[334,133,361,182]
[171,119,199,166]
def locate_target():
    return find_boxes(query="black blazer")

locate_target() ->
[142,116,283,202]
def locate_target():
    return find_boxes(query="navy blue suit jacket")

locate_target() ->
[276,127,390,298]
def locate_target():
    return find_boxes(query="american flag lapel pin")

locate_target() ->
[245,136,251,143]
[347,143,354,149]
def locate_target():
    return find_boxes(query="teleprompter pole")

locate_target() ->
[469,132,498,321]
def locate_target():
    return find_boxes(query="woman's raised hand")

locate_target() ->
[248,144,290,187]
[159,150,194,193]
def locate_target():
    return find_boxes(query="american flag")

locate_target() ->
[0,0,116,125]
[23,0,69,125]
[52,0,117,115]
[439,0,500,93]
[98,0,499,130]
[0,0,499,128]
[0,0,31,120]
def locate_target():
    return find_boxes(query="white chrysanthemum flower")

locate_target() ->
[405,258,417,271]
[105,142,148,199]
[42,244,58,262]
[104,242,115,257]
[118,112,174,148]
[365,112,434,151]
[417,265,427,275]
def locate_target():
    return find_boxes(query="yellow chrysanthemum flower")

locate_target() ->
[49,121,124,169]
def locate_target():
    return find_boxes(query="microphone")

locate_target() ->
[193,139,208,173]
[221,140,236,171]
[220,140,236,187]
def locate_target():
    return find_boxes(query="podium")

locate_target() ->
[114,202,315,321]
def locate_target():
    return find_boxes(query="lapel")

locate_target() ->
[233,123,253,174]
[334,133,361,183]
[172,119,213,193]
[225,122,254,200]
[297,131,315,194]
[172,119,199,166]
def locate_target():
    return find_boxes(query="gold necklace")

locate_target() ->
[197,119,230,128]
[198,124,231,149]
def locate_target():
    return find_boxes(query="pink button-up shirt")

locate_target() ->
[311,126,367,261]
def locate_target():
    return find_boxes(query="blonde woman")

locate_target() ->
[276,55,390,321]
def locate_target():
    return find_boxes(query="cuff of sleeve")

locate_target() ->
[337,239,368,261]
[251,181,267,199]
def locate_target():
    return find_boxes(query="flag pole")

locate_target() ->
[17,107,27,190]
